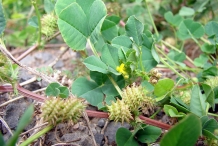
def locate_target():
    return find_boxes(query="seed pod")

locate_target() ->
[41,97,85,125]
[41,13,57,37]
[204,76,218,89]
[107,99,133,124]
[122,83,146,113]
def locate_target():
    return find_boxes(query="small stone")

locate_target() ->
[18,69,34,82]
[96,126,101,133]
[73,123,79,130]
[97,118,106,128]
[105,122,130,144]
[94,133,104,145]
[54,60,64,69]
[20,56,35,66]
[3,101,32,131]
[79,125,86,131]
[61,133,93,146]
[44,131,58,145]
[34,52,54,63]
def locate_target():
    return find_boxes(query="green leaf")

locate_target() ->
[45,82,61,96]
[194,54,208,68]
[205,21,218,37]
[0,1,6,35]
[136,126,161,143]
[193,0,209,13]
[177,19,205,40]
[203,118,218,133]
[170,97,190,113]
[202,83,215,110]
[90,71,107,85]
[58,86,69,98]
[164,11,183,27]
[168,50,186,62]
[44,0,55,13]
[141,80,154,92]
[202,117,218,140]
[179,6,195,16]
[55,0,107,50]
[105,95,116,105]
[83,55,108,74]
[164,105,185,118]
[202,66,218,77]
[101,44,120,69]
[7,105,34,146]
[125,16,144,45]
[111,35,132,52]
[0,133,5,146]
[141,46,158,72]
[160,114,201,146]
[107,15,121,24]
[101,75,125,96]
[190,85,207,117]
[101,19,118,41]
[116,127,139,146]
[201,43,216,54]
[202,129,218,140]
[154,78,174,97]
[28,16,38,28]
[71,77,103,106]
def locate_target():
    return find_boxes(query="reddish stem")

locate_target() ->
[0,85,171,130]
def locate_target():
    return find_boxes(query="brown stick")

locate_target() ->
[17,44,38,61]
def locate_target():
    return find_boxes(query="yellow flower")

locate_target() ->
[116,63,129,79]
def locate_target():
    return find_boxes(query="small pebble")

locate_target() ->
[98,118,106,128]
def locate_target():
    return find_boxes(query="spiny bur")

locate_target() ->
[107,83,156,123]
[41,13,57,37]
[122,83,146,113]
[41,97,85,126]
[107,99,133,124]
[204,76,218,89]
[179,90,191,105]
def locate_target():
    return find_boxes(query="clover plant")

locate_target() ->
[0,0,218,145]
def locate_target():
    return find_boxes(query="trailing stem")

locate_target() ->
[143,0,159,37]
[32,0,42,45]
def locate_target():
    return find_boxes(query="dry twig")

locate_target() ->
[82,111,98,146]
[0,116,13,136]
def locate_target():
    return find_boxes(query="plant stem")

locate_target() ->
[32,0,41,45]
[20,125,53,146]
[139,46,145,72]
[87,38,99,57]
[188,30,201,49]
[208,112,218,117]
[157,64,199,72]
[149,108,162,119]
[144,0,159,37]
[160,57,185,79]
[156,47,188,79]
[161,40,195,65]
[107,75,123,97]
[200,37,210,44]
